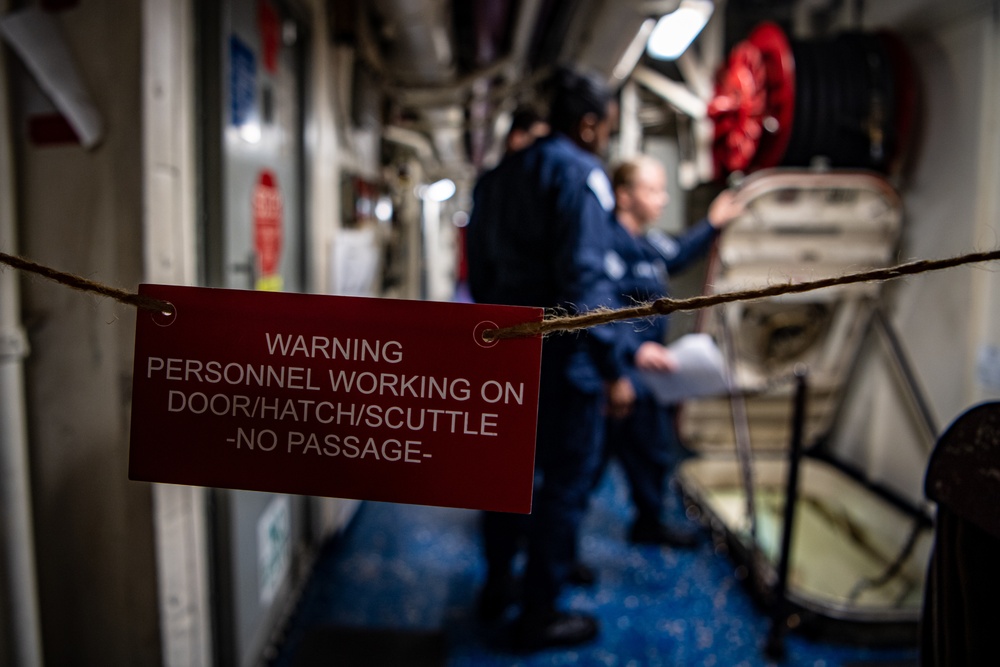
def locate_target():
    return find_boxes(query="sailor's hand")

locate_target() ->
[606,376,636,419]
[634,341,677,372]
[707,189,746,229]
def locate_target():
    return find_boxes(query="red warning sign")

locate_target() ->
[253,170,283,287]
[128,285,544,513]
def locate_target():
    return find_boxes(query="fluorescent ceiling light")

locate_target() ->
[646,0,714,61]
[238,120,262,144]
[374,196,394,222]
[418,178,456,202]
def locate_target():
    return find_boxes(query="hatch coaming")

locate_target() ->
[676,169,927,642]
[680,168,904,452]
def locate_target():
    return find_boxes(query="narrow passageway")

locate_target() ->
[270,464,919,667]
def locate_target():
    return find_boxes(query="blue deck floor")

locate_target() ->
[270,463,920,667]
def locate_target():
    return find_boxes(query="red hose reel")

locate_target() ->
[708,22,917,179]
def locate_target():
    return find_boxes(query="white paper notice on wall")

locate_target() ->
[329,227,382,297]
[977,344,1000,392]
[0,7,104,148]
[257,496,291,605]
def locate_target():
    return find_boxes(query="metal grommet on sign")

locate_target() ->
[473,320,500,348]
[152,304,177,328]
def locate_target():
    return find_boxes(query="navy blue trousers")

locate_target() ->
[603,396,677,525]
[482,378,605,613]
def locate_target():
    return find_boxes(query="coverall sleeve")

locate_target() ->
[647,218,719,274]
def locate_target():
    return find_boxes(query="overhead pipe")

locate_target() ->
[632,65,708,120]
[383,124,438,163]
[632,64,714,185]
[0,0,44,662]
[369,0,456,85]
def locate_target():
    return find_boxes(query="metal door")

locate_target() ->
[197,1,311,665]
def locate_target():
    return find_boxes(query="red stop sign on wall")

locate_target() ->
[253,170,283,279]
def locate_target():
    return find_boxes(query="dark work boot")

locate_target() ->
[476,574,520,623]
[628,518,700,548]
[510,606,599,652]
[567,561,597,587]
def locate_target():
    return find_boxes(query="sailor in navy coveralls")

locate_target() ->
[466,67,631,650]
[603,156,743,546]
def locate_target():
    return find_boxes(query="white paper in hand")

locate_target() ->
[639,333,730,405]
